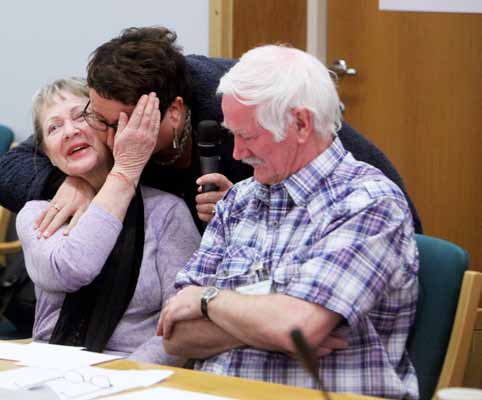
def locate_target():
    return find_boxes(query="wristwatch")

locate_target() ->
[201,286,220,320]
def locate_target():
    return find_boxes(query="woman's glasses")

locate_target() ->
[81,100,118,132]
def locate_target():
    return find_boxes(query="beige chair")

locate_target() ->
[463,304,482,388]
[0,207,21,266]
[436,270,482,398]
[409,234,482,399]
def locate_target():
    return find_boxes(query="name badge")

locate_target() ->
[236,280,272,295]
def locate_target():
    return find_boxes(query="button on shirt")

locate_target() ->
[176,137,419,400]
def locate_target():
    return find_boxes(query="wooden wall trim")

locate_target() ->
[210,0,307,59]
[209,0,233,58]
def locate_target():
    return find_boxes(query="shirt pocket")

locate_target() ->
[271,254,302,294]
[215,245,260,290]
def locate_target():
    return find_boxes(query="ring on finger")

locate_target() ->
[212,208,216,216]
[51,203,61,212]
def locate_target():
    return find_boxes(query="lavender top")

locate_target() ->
[16,186,200,365]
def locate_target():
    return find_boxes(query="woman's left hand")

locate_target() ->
[111,93,160,186]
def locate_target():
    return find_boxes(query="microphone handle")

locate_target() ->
[203,183,218,193]
[200,155,221,193]
[290,329,333,400]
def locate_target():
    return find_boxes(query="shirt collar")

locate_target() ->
[253,136,346,206]
[254,183,269,204]
[283,136,346,206]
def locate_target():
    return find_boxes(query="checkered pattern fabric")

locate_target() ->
[176,137,419,399]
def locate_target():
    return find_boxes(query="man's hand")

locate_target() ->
[157,285,205,339]
[195,173,233,222]
[111,93,160,186]
[35,176,95,238]
[315,332,348,357]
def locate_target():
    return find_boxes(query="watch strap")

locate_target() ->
[201,296,210,320]
[201,287,219,320]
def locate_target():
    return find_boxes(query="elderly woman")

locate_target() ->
[16,78,200,365]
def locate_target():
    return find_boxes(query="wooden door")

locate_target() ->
[209,0,306,59]
[327,0,482,269]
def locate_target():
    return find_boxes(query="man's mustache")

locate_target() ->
[242,157,263,166]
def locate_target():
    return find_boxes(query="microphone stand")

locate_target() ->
[290,328,333,400]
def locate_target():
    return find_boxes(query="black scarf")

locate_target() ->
[49,188,144,352]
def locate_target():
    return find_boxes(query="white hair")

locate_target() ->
[217,45,341,142]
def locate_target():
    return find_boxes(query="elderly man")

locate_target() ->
[159,44,419,399]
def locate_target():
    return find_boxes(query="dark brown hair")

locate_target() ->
[87,26,192,116]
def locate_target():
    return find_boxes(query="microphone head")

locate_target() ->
[197,120,221,145]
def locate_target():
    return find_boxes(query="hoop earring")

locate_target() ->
[172,128,179,149]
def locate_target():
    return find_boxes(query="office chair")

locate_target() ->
[0,125,26,339]
[408,234,481,400]
[0,125,22,265]
[0,124,14,153]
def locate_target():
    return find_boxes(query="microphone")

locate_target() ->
[290,328,333,400]
[197,120,221,193]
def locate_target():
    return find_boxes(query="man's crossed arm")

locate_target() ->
[157,286,346,360]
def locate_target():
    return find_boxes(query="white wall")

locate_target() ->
[0,0,209,141]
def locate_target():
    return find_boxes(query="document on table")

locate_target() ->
[0,342,122,368]
[106,386,238,400]
[0,386,60,400]
[0,366,173,400]
[0,342,30,361]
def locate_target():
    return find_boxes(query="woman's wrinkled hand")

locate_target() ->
[111,93,161,186]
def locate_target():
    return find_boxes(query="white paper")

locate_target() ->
[0,342,30,361]
[0,367,64,389]
[379,0,482,14]
[25,343,85,351]
[17,349,122,369]
[0,341,122,368]
[0,366,173,400]
[106,386,237,400]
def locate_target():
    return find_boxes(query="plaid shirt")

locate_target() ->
[176,137,419,400]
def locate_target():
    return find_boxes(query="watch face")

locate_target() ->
[204,286,219,300]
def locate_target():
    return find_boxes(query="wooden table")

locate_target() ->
[0,342,383,400]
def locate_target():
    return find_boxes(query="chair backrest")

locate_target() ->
[0,124,14,154]
[437,270,482,393]
[462,305,482,388]
[408,234,469,400]
[0,125,20,265]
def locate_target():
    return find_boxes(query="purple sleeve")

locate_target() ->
[156,200,201,305]
[128,335,186,366]
[17,201,122,293]
[129,195,200,365]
